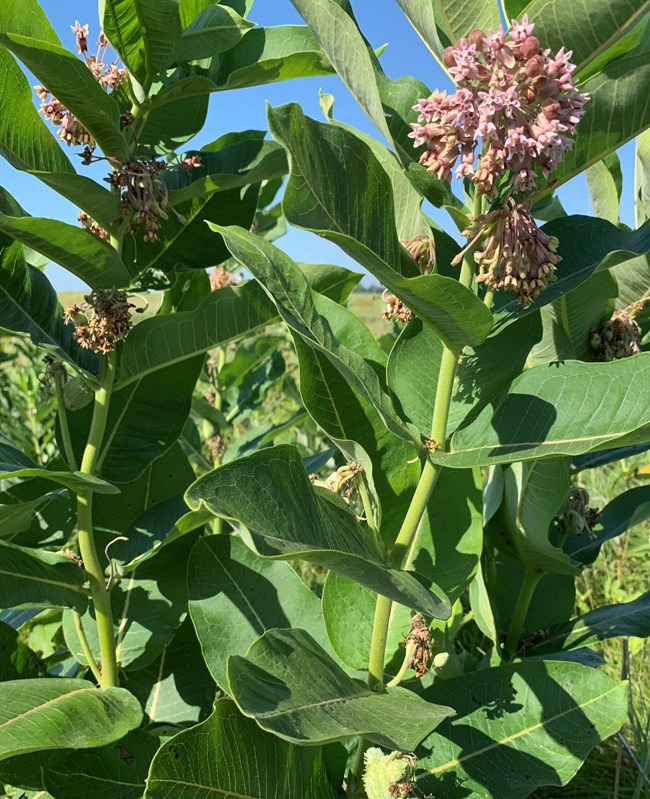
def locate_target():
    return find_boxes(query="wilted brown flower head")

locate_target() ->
[590,306,642,361]
[460,198,560,304]
[64,289,133,354]
[401,233,435,273]
[556,484,600,539]
[78,211,109,240]
[382,290,414,323]
[210,267,241,291]
[410,16,589,194]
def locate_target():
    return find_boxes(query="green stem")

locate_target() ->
[352,192,485,787]
[483,287,495,310]
[72,608,102,684]
[505,569,543,661]
[386,641,416,688]
[76,351,119,688]
[53,370,78,471]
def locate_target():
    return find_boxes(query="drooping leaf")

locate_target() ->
[209,25,334,90]
[0,212,132,289]
[527,591,650,655]
[0,0,61,44]
[0,238,97,373]
[0,679,142,761]
[268,103,493,350]
[186,445,451,618]
[493,459,578,575]
[0,540,88,611]
[174,4,254,61]
[415,661,627,798]
[0,467,117,495]
[214,224,419,444]
[433,354,650,467]
[228,628,454,749]
[188,535,333,689]
[144,698,339,799]
[0,33,129,160]
[165,130,287,204]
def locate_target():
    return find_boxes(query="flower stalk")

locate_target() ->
[505,568,543,661]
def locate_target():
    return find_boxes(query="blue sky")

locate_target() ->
[0,0,635,290]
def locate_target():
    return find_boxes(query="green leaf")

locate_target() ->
[0,33,129,160]
[70,357,204,483]
[63,537,193,672]
[137,0,183,73]
[114,282,277,388]
[0,0,61,43]
[0,495,54,540]
[144,698,339,799]
[0,540,88,611]
[586,151,623,225]
[209,25,334,90]
[394,0,447,66]
[186,445,451,618]
[548,21,650,191]
[564,485,650,564]
[0,212,132,290]
[228,628,454,749]
[0,47,72,174]
[268,103,493,350]
[528,591,650,655]
[128,616,215,726]
[0,237,97,373]
[495,459,578,575]
[214,225,418,444]
[0,467,117,494]
[510,0,650,76]
[388,314,542,439]
[166,130,287,204]
[290,0,392,141]
[100,0,147,83]
[636,127,650,226]
[175,4,253,61]
[0,678,142,761]
[189,535,333,689]
[434,354,650,467]
[0,621,45,680]
[415,661,627,798]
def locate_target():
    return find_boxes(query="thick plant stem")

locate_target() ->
[353,193,485,787]
[505,569,542,661]
[76,351,119,688]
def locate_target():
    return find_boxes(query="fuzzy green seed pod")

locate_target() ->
[363,749,412,799]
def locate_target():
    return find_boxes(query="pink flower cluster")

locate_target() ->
[35,24,126,148]
[462,199,561,304]
[410,16,589,194]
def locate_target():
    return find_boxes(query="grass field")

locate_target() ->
[55,286,650,796]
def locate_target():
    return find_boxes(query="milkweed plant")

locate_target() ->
[0,1,649,798]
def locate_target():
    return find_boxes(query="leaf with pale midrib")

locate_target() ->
[0,679,143,761]
[433,354,650,467]
[415,661,627,798]
[186,444,451,618]
[144,698,339,799]
[228,628,454,749]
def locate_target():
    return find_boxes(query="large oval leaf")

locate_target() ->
[186,445,451,619]
[0,678,142,761]
[144,698,339,799]
[415,661,627,798]
[228,628,454,750]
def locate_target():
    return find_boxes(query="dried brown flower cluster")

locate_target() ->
[105,159,174,242]
[35,24,126,148]
[401,234,435,274]
[382,290,414,324]
[64,289,133,353]
[591,306,642,361]
[210,267,241,291]
[78,211,109,240]
[325,461,363,499]
[403,614,432,677]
